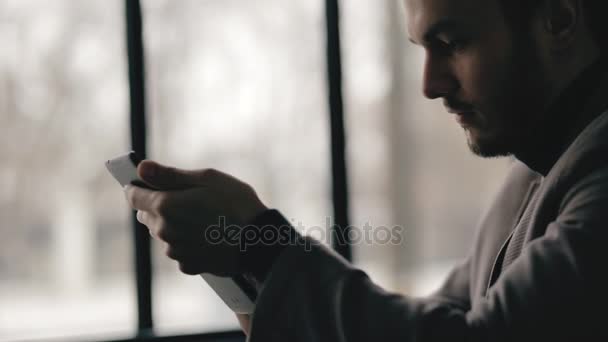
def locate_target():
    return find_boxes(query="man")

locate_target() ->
[125,0,608,340]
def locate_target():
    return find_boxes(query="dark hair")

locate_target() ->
[499,0,607,51]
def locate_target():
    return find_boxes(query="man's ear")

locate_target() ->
[541,0,581,52]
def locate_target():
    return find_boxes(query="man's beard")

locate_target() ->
[466,36,548,158]
[466,128,513,158]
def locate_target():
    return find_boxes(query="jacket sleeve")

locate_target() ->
[247,167,608,342]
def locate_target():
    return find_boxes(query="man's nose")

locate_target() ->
[422,53,458,100]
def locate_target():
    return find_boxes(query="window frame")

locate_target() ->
[122,0,351,340]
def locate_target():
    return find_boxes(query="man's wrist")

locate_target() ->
[240,209,300,283]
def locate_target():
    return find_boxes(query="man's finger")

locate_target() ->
[151,219,203,245]
[125,185,187,217]
[137,160,221,190]
[124,185,159,211]
[136,210,153,226]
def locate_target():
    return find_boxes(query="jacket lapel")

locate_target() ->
[485,178,542,293]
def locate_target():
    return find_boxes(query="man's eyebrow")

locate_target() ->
[409,19,461,45]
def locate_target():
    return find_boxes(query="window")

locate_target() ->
[141,0,331,334]
[0,1,134,340]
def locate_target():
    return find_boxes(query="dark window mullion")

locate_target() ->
[120,0,350,339]
[125,0,153,334]
[325,0,352,261]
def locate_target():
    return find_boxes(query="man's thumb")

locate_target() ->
[137,160,203,190]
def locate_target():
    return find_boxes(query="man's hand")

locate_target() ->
[123,160,268,276]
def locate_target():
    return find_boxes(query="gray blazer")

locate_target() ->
[247,106,608,341]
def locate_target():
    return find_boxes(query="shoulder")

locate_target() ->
[548,110,608,186]
[558,164,608,228]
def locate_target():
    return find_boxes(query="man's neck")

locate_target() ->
[514,56,608,176]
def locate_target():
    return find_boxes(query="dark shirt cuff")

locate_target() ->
[240,209,301,283]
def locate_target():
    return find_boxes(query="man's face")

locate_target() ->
[405,0,551,157]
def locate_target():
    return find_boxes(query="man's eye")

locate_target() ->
[447,39,466,50]
[432,38,466,55]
